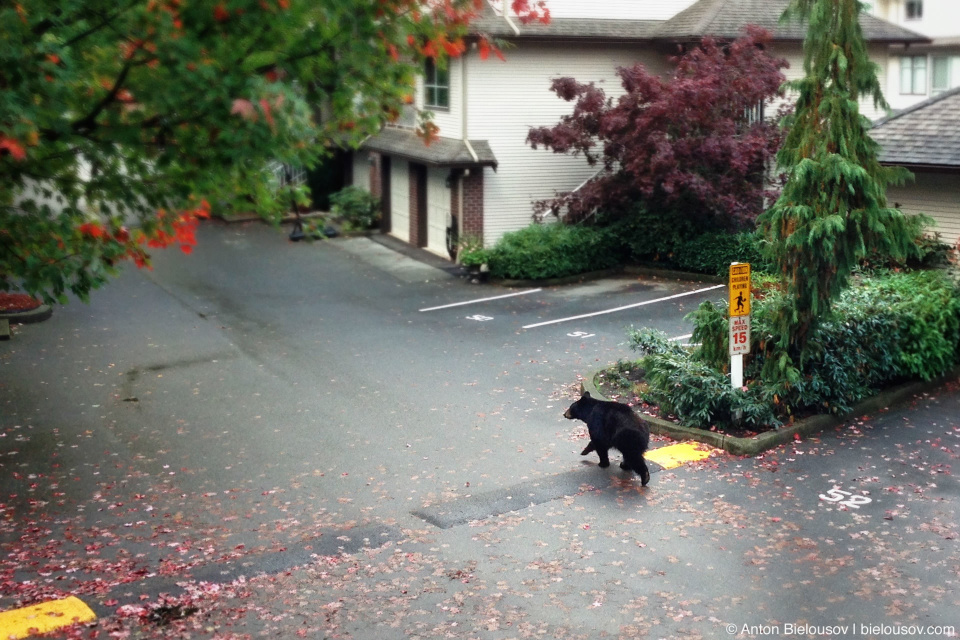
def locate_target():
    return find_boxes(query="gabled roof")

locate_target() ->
[653,0,928,42]
[871,87,960,169]
[362,128,498,169]
[473,0,929,44]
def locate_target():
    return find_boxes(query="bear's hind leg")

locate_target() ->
[637,458,650,486]
[596,448,611,468]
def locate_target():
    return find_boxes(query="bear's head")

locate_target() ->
[563,391,592,420]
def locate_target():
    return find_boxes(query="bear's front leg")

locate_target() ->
[580,441,596,456]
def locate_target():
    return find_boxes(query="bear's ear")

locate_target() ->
[582,391,591,399]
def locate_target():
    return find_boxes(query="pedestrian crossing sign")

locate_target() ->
[729,263,751,317]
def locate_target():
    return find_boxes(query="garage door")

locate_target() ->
[426,168,452,257]
[390,159,410,243]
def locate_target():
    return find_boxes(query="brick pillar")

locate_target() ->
[408,164,427,247]
[461,169,484,243]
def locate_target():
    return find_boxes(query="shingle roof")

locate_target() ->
[653,0,928,42]
[362,127,498,168]
[871,87,960,168]
[472,0,928,44]
[471,11,661,40]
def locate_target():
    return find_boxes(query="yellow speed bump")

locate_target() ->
[646,442,715,470]
[0,596,96,639]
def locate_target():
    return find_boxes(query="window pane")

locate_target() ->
[437,88,449,108]
[933,57,950,93]
[901,58,913,93]
[913,56,927,94]
[426,87,437,107]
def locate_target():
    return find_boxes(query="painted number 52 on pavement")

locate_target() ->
[819,488,872,509]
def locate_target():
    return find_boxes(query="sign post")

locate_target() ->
[728,263,751,389]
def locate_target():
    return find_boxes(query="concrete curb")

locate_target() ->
[0,304,53,325]
[581,365,960,457]
[494,265,725,288]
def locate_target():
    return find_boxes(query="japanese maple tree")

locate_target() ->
[0,0,547,304]
[527,26,788,229]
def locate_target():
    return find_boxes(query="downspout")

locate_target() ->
[459,50,476,249]
[501,3,521,36]
[461,54,479,164]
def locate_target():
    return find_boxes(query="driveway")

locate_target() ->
[0,221,957,639]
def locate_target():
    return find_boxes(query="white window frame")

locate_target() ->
[424,59,450,110]
[900,55,927,95]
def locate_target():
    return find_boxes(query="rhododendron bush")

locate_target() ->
[0,0,547,303]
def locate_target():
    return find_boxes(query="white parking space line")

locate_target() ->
[419,288,542,312]
[669,334,693,342]
[521,285,725,329]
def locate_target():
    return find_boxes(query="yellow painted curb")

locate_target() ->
[646,441,714,470]
[0,596,96,639]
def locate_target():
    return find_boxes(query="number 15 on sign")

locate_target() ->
[729,315,750,356]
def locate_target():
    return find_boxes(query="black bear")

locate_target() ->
[564,392,651,486]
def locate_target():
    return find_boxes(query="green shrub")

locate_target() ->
[486,223,621,280]
[627,327,685,357]
[455,234,488,267]
[852,270,960,380]
[637,269,960,430]
[672,231,772,276]
[329,186,380,230]
[910,232,957,268]
[600,205,700,265]
[640,351,779,429]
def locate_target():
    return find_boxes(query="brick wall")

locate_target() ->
[369,153,382,198]
[451,178,460,227]
[461,170,484,242]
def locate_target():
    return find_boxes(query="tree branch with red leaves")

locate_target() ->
[0,0,547,303]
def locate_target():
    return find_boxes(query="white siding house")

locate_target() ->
[353,0,927,258]
[872,87,960,247]
[868,0,960,110]
[466,43,670,244]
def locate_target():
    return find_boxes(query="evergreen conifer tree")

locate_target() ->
[759,0,917,375]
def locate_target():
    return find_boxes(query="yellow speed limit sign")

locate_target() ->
[729,263,751,317]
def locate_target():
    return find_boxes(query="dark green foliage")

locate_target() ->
[601,206,702,265]
[640,352,779,429]
[627,327,685,357]
[605,360,643,391]
[902,230,955,269]
[486,223,621,281]
[638,270,960,430]
[687,301,730,371]
[329,186,380,231]
[672,231,772,276]
[758,0,917,372]
[854,271,960,379]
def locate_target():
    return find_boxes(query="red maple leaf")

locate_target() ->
[0,135,26,160]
